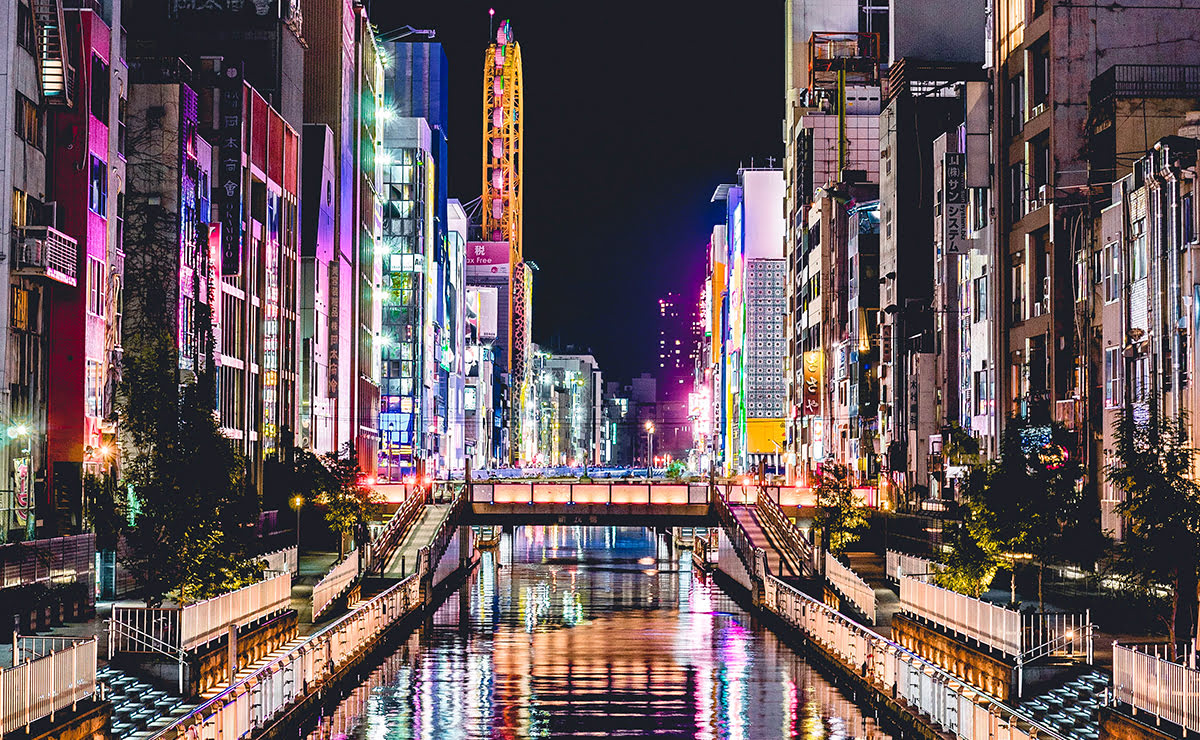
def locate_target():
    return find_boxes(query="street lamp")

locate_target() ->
[290,495,304,552]
[644,421,655,479]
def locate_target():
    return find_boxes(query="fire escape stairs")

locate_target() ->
[33,0,75,107]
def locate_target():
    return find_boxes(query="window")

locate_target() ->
[85,360,103,418]
[972,274,988,323]
[14,93,43,149]
[1184,194,1195,244]
[1104,347,1121,408]
[17,0,35,54]
[1029,44,1050,109]
[12,189,28,229]
[1009,162,1026,219]
[117,97,127,157]
[1008,73,1025,134]
[1011,258,1026,322]
[91,55,110,125]
[88,258,105,316]
[1099,241,1120,303]
[973,369,990,416]
[11,287,30,332]
[1130,218,1148,281]
[88,157,107,213]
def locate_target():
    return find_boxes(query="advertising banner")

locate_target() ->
[466,241,511,276]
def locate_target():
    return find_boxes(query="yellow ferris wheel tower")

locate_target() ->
[483,18,531,462]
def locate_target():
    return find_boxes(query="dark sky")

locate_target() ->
[370,1,784,382]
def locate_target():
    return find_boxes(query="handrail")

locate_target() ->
[418,491,466,582]
[150,575,424,740]
[311,549,360,620]
[0,635,97,735]
[755,488,815,576]
[712,486,765,580]
[1112,641,1200,734]
[368,487,427,574]
[824,552,877,623]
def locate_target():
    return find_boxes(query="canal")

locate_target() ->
[303,526,893,739]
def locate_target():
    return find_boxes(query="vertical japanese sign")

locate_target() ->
[802,350,823,417]
[218,63,244,275]
[944,152,967,254]
[207,223,223,362]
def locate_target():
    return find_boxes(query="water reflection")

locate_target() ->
[305,526,892,739]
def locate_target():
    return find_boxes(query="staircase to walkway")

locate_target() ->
[728,504,808,582]
[382,503,455,579]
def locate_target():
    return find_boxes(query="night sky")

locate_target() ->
[370,1,784,382]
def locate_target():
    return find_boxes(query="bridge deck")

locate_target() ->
[729,504,807,582]
[382,503,453,579]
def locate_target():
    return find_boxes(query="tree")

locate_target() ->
[118,165,261,604]
[1107,405,1200,657]
[320,445,383,557]
[814,463,868,556]
[935,468,1002,597]
[973,418,1088,608]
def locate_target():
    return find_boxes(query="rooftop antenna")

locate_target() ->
[489,8,495,43]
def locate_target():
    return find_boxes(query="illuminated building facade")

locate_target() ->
[482,20,531,463]
[710,169,787,475]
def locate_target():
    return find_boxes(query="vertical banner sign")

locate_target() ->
[218,63,244,275]
[328,262,340,397]
[12,457,30,531]
[944,152,968,254]
[802,350,823,417]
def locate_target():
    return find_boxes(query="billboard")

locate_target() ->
[466,241,510,277]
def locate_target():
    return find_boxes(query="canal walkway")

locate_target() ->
[728,503,808,581]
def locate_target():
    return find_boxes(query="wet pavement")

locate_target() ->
[302,526,894,740]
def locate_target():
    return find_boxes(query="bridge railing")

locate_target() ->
[1112,642,1200,734]
[886,550,942,582]
[470,482,710,506]
[1,635,97,736]
[260,546,297,576]
[900,574,1022,657]
[713,488,768,582]
[764,575,1067,740]
[311,549,360,620]
[824,552,876,623]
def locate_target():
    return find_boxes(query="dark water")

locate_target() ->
[305,527,893,740]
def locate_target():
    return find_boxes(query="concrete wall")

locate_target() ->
[188,610,298,698]
[892,613,1015,701]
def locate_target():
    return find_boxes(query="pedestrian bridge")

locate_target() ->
[464,481,713,525]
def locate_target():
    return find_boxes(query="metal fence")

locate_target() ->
[825,552,876,623]
[886,550,941,582]
[366,488,427,574]
[900,574,1023,657]
[0,635,97,735]
[764,576,1065,740]
[311,550,360,620]
[0,534,95,594]
[260,546,297,576]
[1112,642,1200,734]
[111,573,292,657]
[150,575,424,740]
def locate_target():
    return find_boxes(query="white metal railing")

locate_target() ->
[181,573,291,649]
[111,573,291,657]
[151,574,424,740]
[900,574,1022,657]
[755,489,815,577]
[825,552,876,623]
[260,546,297,576]
[367,488,428,574]
[311,549,360,620]
[763,575,1065,740]
[886,550,942,582]
[1112,642,1200,734]
[0,635,97,735]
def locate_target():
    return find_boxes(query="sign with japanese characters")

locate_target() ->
[944,152,968,254]
[802,350,823,417]
[218,62,244,275]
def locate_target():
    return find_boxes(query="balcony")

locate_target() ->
[14,225,79,287]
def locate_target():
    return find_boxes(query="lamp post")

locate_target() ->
[649,422,655,477]
[291,495,303,552]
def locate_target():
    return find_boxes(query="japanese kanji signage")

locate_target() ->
[943,152,967,254]
[218,62,244,275]
[802,350,822,417]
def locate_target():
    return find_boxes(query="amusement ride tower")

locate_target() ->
[482,19,532,462]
